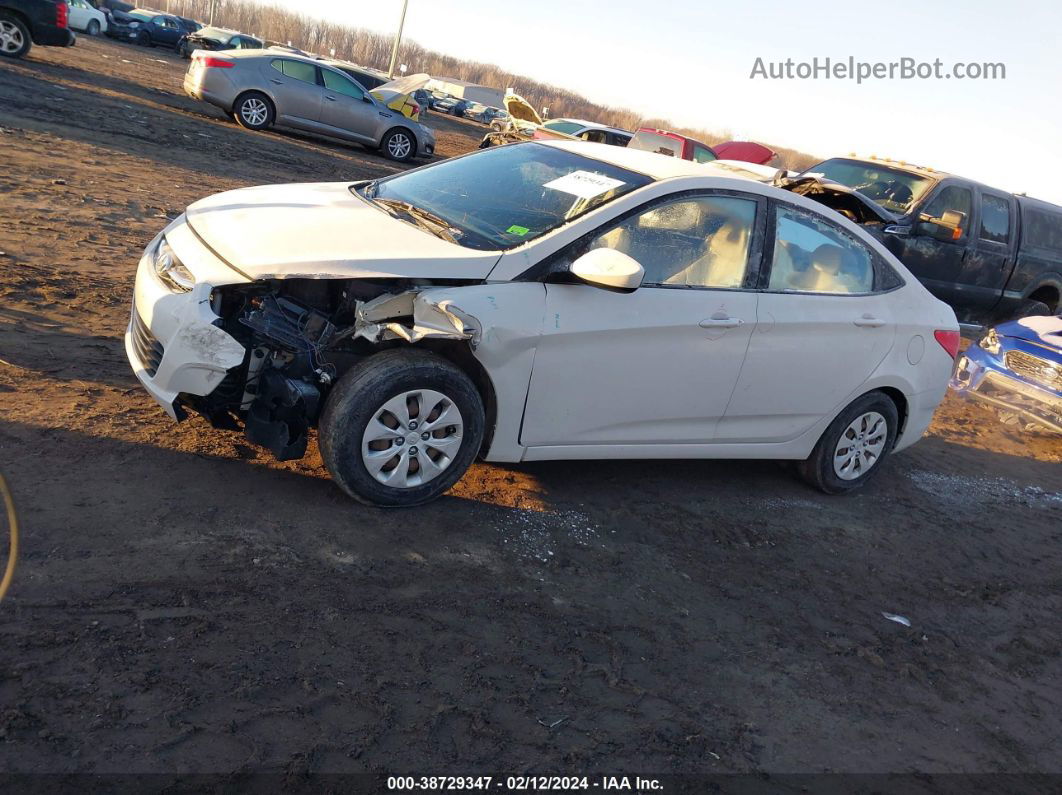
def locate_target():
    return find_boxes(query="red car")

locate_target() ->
[712,140,778,165]
[627,128,718,162]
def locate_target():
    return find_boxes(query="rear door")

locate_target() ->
[959,191,1017,310]
[318,69,380,143]
[265,59,325,128]
[719,201,898,442]
[521,191,764,449]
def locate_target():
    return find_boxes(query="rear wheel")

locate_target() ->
[381,127,416,162]
[319,350,484,507]
[798,392,899,494]
[0,14,31,59]
[1013,298,1052,319]
[233,92,274,131]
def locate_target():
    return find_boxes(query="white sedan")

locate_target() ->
[125,141,958,506]
[66,0,107,35]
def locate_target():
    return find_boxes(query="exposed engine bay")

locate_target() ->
[185,279,481,461]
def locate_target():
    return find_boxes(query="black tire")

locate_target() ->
[798,391,900,495]
[1013,299,1052,320]
[136,30,150,46]
[319,350,485,507]
[86,19,101,36]
[380,127,416,162]
[0,12,32,59]
[232,91,274,131]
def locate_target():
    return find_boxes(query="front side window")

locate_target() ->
[923,185,973,238]
[980,194,1011,243]
[692,145,717,163]
[586,195,757,288]
[768,205,875,294]
[322,69,365,99]
[361,142,653,251]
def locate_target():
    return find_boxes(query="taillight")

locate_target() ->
[200,56,235,69]
[934,329,961,359]
[410,102,421,116]
[56,1,68,27]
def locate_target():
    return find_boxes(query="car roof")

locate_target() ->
[539,140,762,182]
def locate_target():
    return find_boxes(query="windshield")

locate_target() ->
[804,158,935,213]
[358,142,653,251]
[195,26,228,39]
[542,120,585,136]
[128,10,153,21]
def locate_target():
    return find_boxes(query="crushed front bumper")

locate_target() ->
[125,239,246,420]
[951,347,1062,433]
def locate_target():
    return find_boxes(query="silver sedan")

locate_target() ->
[182,50,435,161]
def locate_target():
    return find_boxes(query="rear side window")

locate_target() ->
[922,185,973,238]
[322,69,365,99]
[980,194,1011,244]
[272,59,318,84]
[692,145,717,163]
[1020,206,1062,253]
[768,205,875,294]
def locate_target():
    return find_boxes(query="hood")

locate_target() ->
[374,72,431,95]
[504,92,542,126]
[779,175,898,225]
[371,74,431,119]
[184,183,500,281]
[998,315,1062,350]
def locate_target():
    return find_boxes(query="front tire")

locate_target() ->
[233,92,274,131]
[87,19,101,36]
[0,13,31,59]
[798,391,899,494]
[381,127,416,162]
[319,350,484,507]
[136,30,150,46]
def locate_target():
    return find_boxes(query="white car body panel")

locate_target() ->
[67,1,107,33]
[127,140,958,470]
[184,182,501,280]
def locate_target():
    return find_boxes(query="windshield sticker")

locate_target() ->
[506,224,530,236]
[543,171,626,200]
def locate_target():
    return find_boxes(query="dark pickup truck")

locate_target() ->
[0,0,75,58]
[800,157,1062,323]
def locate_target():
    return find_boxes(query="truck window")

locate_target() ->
[1020,205,1062,254]
[923,185,972,239]
[980,194,1011,244]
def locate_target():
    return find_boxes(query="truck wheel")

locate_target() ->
[381,127,416,162]
[0,13,31,59]
[1013,299,1051,319]
[319,350,485,507]
[798,391,899,495]
[233,92,274,130]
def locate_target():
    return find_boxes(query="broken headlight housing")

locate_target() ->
[978,328,1001,355]
[152,237,195,293]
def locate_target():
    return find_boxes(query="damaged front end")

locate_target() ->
[189,280,481,460]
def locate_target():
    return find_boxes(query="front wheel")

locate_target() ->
[319,350,485,507]
[87,19,101,36]
[233,92,274,130]
[136,30,150,46]
[380,127,416,162]
[798,392,899,494]
[0,13,31,59]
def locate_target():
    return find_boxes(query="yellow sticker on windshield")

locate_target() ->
[506,225,530,236]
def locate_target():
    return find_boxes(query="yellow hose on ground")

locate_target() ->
[0,474,18,603]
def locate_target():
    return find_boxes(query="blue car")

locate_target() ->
[951,316,1062,433]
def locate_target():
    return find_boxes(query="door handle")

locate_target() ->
[325,95,336,101]
[853,314,886,328]
[699,315,743,329]
[269,78,283,85]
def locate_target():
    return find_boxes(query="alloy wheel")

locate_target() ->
[387,132,412,159]
[0,21,25,53]
[360,389,464,488]
[240,98,268,127]
[833,411,888,480]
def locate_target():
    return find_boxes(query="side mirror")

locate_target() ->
[917,209,965,241]
[569,247,644,292]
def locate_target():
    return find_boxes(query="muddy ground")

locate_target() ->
[0,36,1060,780]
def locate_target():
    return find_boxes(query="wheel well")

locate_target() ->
[875,387,909,438]
[418,341,496,455]
[232,90,274,116]
[1028,285,1060,313]
[0,8,31,32]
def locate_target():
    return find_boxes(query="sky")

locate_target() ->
[269,0,1062,204]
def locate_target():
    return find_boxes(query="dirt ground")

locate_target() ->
[1,36,1060,780]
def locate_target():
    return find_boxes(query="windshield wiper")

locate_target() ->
[373,198,462,244]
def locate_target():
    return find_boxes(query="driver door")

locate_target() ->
[520,192,764,450]
[319,69,380,144]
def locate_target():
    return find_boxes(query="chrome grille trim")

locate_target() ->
[1005,350,1062,392]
